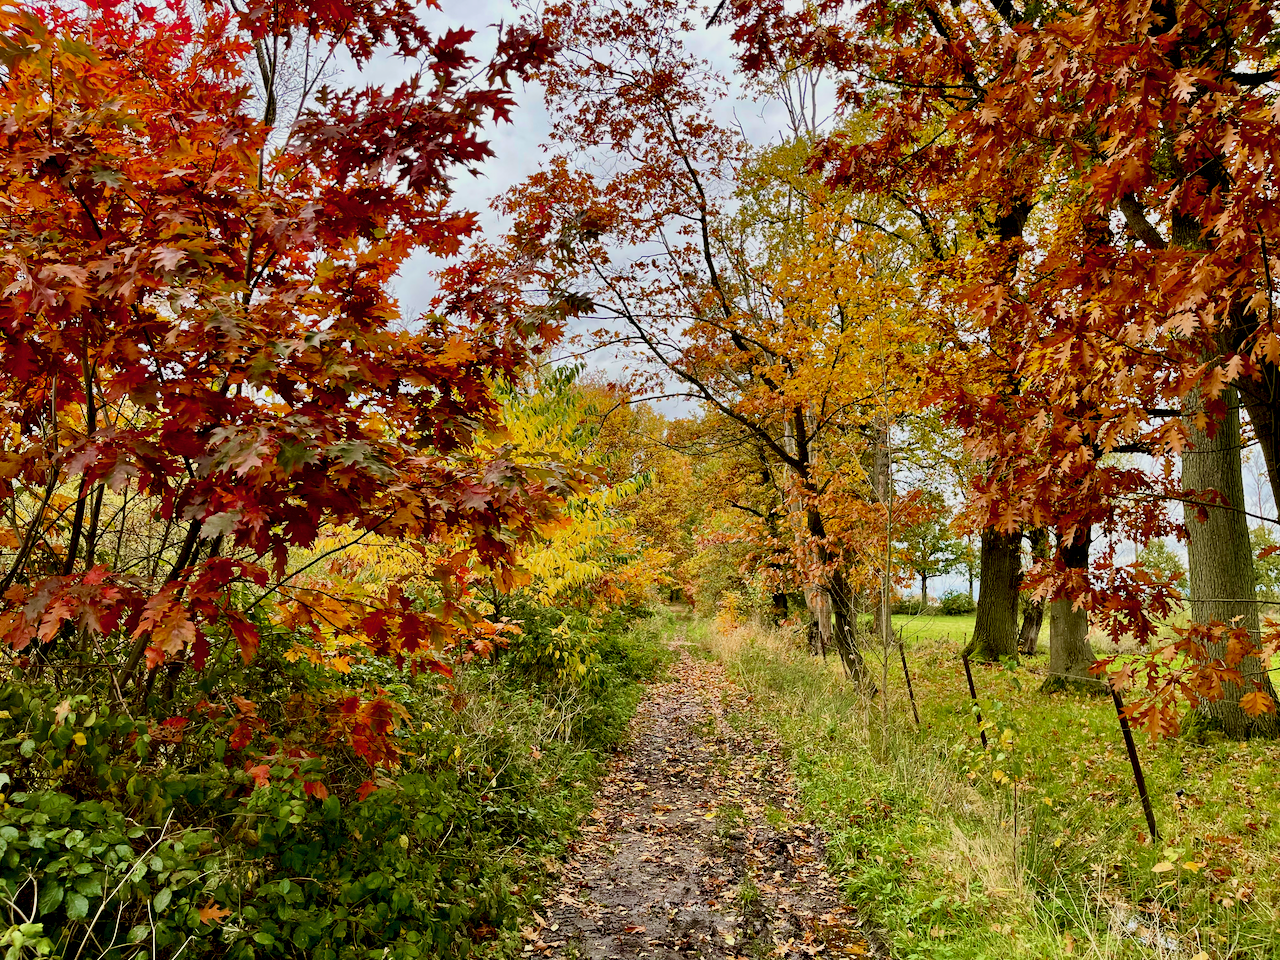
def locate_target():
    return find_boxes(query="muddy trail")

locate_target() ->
[523,651,886,959]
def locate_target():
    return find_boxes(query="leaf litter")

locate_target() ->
[524,652,886,958]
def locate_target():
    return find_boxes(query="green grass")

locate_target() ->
[889,611,978,646]
[697,615,1280,960]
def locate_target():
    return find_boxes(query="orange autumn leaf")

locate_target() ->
[199,901,232,925]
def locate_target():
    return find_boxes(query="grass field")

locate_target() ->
[690,607,1280,960]
[889,611,978,646]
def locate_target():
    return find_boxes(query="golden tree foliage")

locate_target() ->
[496,368,670,610]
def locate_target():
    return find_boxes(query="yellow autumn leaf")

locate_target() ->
[1151,861,1175,873]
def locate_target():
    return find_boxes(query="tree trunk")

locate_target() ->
[1041,531,1100,693]
[1237,378,1280,516]
[965,535,978,598]
[827,565,873,688]
[964,528,1020,661]
[1183,385,1280,738]
[803,584,831,656]
[920,572,928,606]
[1044,600,1096,691]
[868,420,893,652]
[1018,601,1044,656]
[1019,527,1048,655]
[783,414,874,689]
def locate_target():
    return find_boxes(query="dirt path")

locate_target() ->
[522,652,885,959]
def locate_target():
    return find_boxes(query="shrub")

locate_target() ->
[503,604,602,686]
[1,612,668,959]
[939,591,976,615]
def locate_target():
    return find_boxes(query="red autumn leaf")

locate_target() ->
[229,615,260,665]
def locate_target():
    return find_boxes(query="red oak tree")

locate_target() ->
[0,0,578,767]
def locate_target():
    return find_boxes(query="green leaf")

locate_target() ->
[65,892,89,921]
[276,439,319,475]
[36,883,64,916]
[153,886,172,912]
[90,167,124,187]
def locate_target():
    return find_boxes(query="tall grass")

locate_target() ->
[696,615,1280,960]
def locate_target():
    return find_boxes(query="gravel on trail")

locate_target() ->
[522,651,887,959]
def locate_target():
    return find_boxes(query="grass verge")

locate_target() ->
[696,614,1280,960]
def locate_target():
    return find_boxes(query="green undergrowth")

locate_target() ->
[0,610,671,960]
[698,615,1280,960]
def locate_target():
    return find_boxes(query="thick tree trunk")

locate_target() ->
[964,528,1020,661]
[1044,600,1096,690]
[1183,385,1280,738]
[1018,527,1048,655]
[920,572,928,606]
[1041,532,1099,693]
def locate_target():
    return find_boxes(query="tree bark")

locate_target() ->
[1018,527,1048,655]
[1237,374,1280,517]
[920,572,928,606]
[827,564,873,688]
[1183,385,1280,738]
[868,420,893,651]
[1018,600,1044,656]
[1044,600,1097,691]
[964,528,1020,661]
[1041,531,1099,693]
[803,584,830,655]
